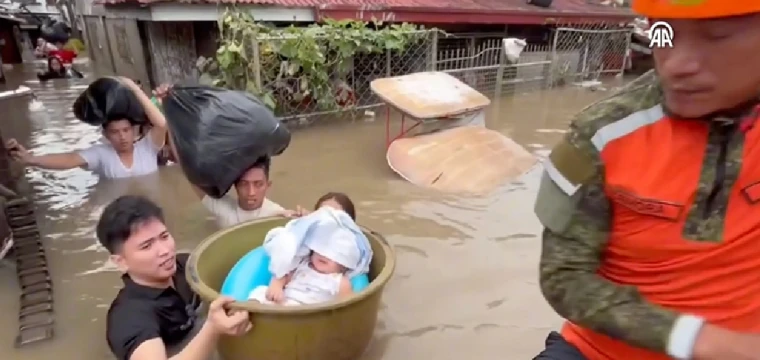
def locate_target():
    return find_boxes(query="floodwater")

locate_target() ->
[0,63,625,360]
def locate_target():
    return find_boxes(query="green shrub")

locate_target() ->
[63,38,86,53]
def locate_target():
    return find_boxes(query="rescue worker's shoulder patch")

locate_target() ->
[534,101,613,233]
[535,138,598,233]
[535,170,582,233]
[534,76,661,233]
[546,138,596,194]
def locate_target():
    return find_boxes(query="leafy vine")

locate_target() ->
[199,10,425,113]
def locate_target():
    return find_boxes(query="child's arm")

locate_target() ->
[270,272,293,289]
[338,276,354,298]
[266,272,294,303]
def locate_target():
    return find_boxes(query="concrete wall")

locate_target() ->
[84,13,215,87]
[105,17,150,85]
[80,4,313,87]
[82,15,151,87]
[144,21,197,85]
[0,90,31,190]
[82,15,113,75]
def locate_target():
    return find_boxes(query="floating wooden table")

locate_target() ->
[370,71,491,148]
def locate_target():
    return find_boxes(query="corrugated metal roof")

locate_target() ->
[99,0,633,19]
[0,12,27,24]
[321,0,628,14]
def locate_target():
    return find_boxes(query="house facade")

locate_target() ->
[1,0,64,63]
[79,0,634,89]
[0,12,24,67]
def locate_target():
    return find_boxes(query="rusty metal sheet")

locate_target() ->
[7,197,55,348]
[97,0,636,25]
[371,72,491,120]
[386,126,537,194]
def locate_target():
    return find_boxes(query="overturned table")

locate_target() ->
[371,72,536,194]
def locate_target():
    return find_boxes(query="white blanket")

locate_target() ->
[263,207,373,279]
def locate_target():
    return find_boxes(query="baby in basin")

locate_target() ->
[249,201,370,306]
[249,246,355,305]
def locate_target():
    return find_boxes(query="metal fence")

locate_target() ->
[247,24,632,120]
[549,25,632,86]
[436,38,553,97]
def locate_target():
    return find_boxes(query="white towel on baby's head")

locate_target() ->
[307,224,361,270]
[263,207,372,279]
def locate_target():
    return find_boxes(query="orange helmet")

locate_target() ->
[633,0,760,19]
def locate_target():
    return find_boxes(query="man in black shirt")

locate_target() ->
[98,195,251,360]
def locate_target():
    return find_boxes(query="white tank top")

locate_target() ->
[284,261,343,305]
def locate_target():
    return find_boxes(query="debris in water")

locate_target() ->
[363,110,375,122]
[28,98,45,112]
[387,126,536,194]
[535,128,567,134]
[573,80,606,92]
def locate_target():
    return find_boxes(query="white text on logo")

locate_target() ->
[646,21,674,49]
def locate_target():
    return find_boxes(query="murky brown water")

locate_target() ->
[0,64,624,359]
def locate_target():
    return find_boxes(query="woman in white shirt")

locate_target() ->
[6,78,167,179]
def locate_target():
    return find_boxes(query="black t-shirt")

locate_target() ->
[106,253,201,360]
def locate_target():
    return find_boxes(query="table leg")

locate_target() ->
[385,106,391,148]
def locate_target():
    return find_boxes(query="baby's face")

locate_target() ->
[310,252,343,274]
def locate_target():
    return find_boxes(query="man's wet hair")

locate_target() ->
[96,195,165,254]
[314,192,356,220]
[239,156,271,181]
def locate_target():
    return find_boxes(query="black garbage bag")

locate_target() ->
[40,20,70,44]
[72,77,146,126]
[163,86,290,199]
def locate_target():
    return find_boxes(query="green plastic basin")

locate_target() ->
[186,217,395,360]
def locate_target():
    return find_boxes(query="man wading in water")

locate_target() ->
[533,2,760,360]
[100,196,251,360]
[6,78,168,179]
[153,87,285,228]
[191,156,284,228]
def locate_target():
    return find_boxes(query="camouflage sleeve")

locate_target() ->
[535,125,678,353]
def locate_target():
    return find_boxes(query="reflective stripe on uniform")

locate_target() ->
[543,104,665,196]
[544,159,582,196]
[591,104,664,151]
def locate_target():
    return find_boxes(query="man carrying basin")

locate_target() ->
[154,85,291,228]
[533,2,760,360]
[99,195,252,360]
[6,78,168,179]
